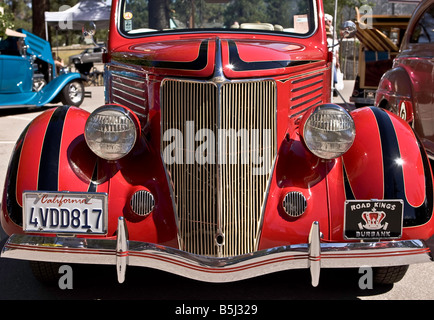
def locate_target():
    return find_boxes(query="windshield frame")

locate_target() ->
[116,0,319,39]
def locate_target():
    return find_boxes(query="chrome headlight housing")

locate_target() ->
[85,105,139,160]
[301,104,355,159]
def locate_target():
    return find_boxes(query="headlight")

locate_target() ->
[301,104,355,159]
[85,105,139,160]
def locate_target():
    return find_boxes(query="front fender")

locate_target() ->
[35,72,85,106]
[0,105,179,248]
[1,106,99,235]
[257,107,434,248]
[376,67,414,120]
[335,107,434,239]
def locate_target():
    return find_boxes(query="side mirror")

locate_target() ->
[341,20,357,38]
[82,22,97,46]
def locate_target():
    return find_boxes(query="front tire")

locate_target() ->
[30,261,62,285]
[373,265,409,285]
[60,80,84,107]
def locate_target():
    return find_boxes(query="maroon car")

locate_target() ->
[376,0,434,158]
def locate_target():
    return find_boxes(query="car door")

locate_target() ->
[402,3,434,153]
[89,47,103,63]
[0,55,33,93]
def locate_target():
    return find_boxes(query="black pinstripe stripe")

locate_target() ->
[6,124,30,226]
[228,40,319,71]
[37,106,70,191]
[121,41,209,71]
[343,164,355,201]
[370,107,433,226]
[87,162,98,193]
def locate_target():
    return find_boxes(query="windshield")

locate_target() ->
[119,0,317,36]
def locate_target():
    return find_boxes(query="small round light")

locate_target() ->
[301,104,355,159]
[85,105,139,160]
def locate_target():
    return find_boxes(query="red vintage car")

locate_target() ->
[376,0,434,159]
[1,0,433,287]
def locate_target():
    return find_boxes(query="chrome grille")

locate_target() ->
[161,79,276,257]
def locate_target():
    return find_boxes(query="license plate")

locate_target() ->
[23,191,108,235]
[344,200,403,240]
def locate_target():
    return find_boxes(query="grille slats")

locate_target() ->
[289,72,324,118]
[161,79,276,257]
[112,73,148,117]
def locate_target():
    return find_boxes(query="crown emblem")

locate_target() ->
[358,208,388,230]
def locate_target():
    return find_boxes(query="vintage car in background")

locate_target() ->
[350,7,411,108]
[1,0,433,287]
[376,0,434,160]
[0,29,85,108]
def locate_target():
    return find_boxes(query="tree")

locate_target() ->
[32,0,50,39]
[323,0,366,28]
[149,0,170,29]
[266,0,297,27]
[0,8,15,39]
[2,0,31,32]
[224,0,268,27]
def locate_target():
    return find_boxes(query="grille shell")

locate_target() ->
[161,79,277,257]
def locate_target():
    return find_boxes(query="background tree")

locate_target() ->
[323,0,364,29]
[32,0,50,39]
[224,0,268,27]
[149,0,170,29]
[49,0,80,46]
[0,6,14,38]
[2,0,31,31]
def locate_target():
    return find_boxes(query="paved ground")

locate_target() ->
[0,82,433,300]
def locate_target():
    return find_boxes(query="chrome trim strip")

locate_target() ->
[116,0,319,39]
[2,222,432,285]
[375,89,411,101]
[254,156,277,251]
[214,38,223,258]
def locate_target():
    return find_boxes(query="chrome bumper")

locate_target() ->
[1,219,432,286]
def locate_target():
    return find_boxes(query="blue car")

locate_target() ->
[0,29,85,107]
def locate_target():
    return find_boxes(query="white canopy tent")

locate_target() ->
[44,0,111,40]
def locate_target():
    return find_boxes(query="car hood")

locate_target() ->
[110,37,326,78]
[20,29,55,66]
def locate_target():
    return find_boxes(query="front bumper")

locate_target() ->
[1,219,432,286]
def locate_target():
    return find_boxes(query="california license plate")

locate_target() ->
[344,200,403,240]
[23,191,108,235]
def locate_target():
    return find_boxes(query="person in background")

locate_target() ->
[325,14,341,95]
[52,52,65,75]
